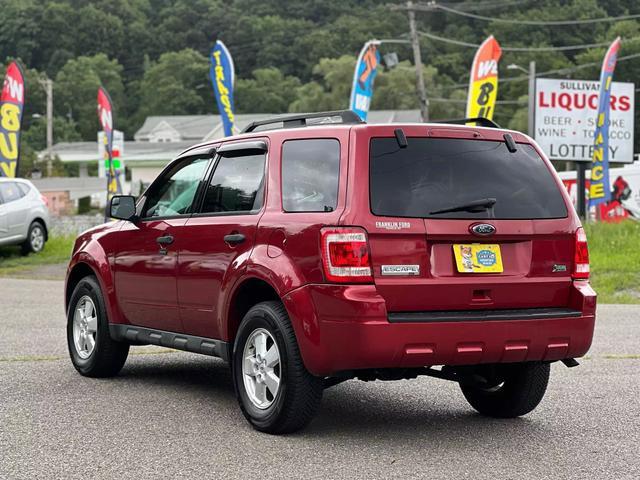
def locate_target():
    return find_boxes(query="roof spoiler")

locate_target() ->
[434,117,501,129]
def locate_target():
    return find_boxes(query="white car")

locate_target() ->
[0,178,50,254]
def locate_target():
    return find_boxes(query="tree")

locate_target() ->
[372,62,462,119]
[223,15,317,79]
[0,0,42,68]
[154,0,226,59]
[74,5,125,61]
[132,49,212,130]
[22,117,81,152]
[236,68,301,113]
[34,2,77,75]
[289,55,355,112]
[19,117,82,177]
[289,56,462,119]
[55,54,125,140]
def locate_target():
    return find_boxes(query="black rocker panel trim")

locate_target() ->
[109,324,230,362]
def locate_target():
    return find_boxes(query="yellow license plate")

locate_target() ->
[453,244,503,273]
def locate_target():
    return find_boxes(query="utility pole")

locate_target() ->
[38,77,54,176]
[527,60,536,138]
[45,78,53,176]
[407,1,429,121]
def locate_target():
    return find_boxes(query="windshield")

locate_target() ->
[369,137,568,219]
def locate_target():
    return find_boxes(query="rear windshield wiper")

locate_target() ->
[429,198,497,215]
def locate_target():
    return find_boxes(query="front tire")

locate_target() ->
[67,276,129,377]
[232,301,324,434]
[21,221,46,255]
[460,362,550,418]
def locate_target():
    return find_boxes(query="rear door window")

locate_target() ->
[200,153,265,214]
[370,137,567,219]
[282,139,340,212]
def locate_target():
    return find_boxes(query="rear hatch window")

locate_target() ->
[370,137,567,219]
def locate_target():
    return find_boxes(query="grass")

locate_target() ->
[0,221,638,304]
[585,220,640,304]
[0,235,75,276]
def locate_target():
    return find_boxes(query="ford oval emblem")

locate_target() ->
[470,223,496,236]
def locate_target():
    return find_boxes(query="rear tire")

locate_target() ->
[67,276,129,377]
[232,301,324,434]
[21,221,46,255]
[460,362,550,418]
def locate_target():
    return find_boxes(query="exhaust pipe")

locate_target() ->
[561,358,580,368]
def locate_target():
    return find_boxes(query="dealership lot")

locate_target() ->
[1,277,639,479]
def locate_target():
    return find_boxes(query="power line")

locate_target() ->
[534,52,640,76]
[445,0,531,12]
[427,97,526,104]
[439,52,640,92]
[433,3,640,25]
[419,31,617,51]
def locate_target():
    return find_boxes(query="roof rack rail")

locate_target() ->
[435,117,501,129]
[241,110,364,133]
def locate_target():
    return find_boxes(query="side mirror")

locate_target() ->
[109,195,137,221]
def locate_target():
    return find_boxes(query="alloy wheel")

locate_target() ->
[30,226,45,252]
[72,295,98,359]
[242,328,281,409]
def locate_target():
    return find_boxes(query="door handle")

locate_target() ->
[156,235,174,246]
[224,233,245,245]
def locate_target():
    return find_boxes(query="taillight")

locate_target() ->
[40,194,49,207]
[320,227,373,283]
[573,226,590,280]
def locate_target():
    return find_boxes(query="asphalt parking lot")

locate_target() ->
[1,277,639,479]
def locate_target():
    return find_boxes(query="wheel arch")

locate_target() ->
[65,247,121,324]
[31,217,48,240]
[224,276,281,343]
[65,261,99,313]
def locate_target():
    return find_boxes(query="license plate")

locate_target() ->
[453,244,503,273]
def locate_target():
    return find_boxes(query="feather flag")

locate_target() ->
[0,61,25,177]
[466,36,502,120]
[349,41,381,121]
[589,37,622,208]
[209,40,236,136]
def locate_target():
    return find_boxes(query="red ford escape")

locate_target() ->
[65,111,596,434]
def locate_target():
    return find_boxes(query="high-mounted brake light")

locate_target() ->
[573,226,590,280]
[320,227,373,283]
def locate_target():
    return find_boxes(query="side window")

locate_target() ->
[200,153,266,214]
[143,157,209,218]
[282,139,340,212]
[17,183,31,196]
[0,182,23,204]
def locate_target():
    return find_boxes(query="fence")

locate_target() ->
[49,215,106,237]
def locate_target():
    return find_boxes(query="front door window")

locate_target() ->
[143,158,209,218]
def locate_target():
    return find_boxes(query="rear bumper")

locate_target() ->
[283,281,596,376]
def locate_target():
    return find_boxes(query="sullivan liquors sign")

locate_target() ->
[534,78,634,163]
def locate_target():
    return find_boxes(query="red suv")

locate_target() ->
[66,111,596,433]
